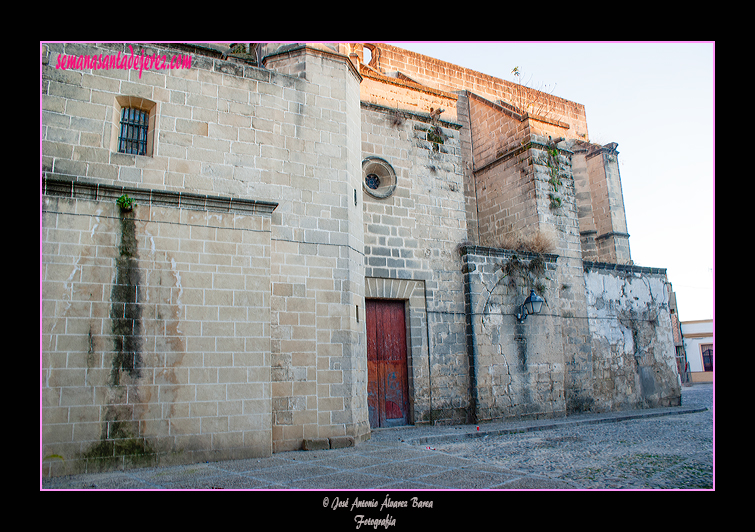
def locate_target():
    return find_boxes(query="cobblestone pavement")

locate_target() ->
[41,384,713,491]
[421,384,714,489]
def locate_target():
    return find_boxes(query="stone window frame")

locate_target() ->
[110,96,157,157]
[362,156,397,199]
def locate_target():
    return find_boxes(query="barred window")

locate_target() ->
[118,107,149,155]
[701,344,713,372]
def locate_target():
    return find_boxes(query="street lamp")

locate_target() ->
[515,289,545,323]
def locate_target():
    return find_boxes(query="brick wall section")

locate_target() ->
[587,145,631,263]
[526,140,594,414]
[571,142,599,261]
[359,68,460,123]
[467,95,530,249]
[42,43,299,198]
[474,149,538,249]
[570,140,632,264]
[467,121,595,414]
[458,247,682,422]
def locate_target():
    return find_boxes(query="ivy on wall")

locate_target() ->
[546,145,562,211]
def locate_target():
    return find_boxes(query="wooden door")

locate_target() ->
[366,299,410,428]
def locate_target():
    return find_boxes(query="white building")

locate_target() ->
[681,319,713,383]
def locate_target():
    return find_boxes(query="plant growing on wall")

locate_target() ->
[425,107,446,151]
[548,193,562,210]
[493,232,555,298]
[496,229,554,255]
[545,144,563,211]
[501,252,549,301]
[510,66,558,121]
[427,125,445,147]
[390,109,406,127]
[117,194,135,212]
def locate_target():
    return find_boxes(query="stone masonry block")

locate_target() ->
[329,436,354,449]
[302,438,329,451]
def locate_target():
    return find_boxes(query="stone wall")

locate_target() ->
[258,43,368,453]
[360,89,471,424]
[41,42,681,477]
[571,140,632,264]
[468,94,535,249]
[457,249,682,421]
[461,246,565,422]
[42,42,370,471]
[42,180,276,475]
[584,262,681,410]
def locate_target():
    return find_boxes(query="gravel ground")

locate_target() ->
[426,384,714,489]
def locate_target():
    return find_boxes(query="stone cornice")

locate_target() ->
[359,64,459,101]
[42,175,278,216]
[594,231,630,242]
[458,244,558,263]
[583,260,667,276]
[360,101,462,130]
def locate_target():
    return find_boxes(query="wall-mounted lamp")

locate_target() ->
[515,289,545,323]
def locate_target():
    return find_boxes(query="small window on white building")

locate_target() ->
[701,344,713,372]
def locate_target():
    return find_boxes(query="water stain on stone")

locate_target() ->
[110,209,143,386]
[83,208,154,467]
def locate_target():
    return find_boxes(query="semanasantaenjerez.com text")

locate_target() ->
[54,45,192,78]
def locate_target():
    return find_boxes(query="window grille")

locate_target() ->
[118,107,149,155]
[365,173,380,190]
[701,344,713,372]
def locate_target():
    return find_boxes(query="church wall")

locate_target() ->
[470,97,537,251]
[461,247,566,421]
[583,262,681,410]
[41,42,369,472]
[41,42,682,477]
[586,145,631,264]
[260,44,368,452]
[360,95,472,424]
[42,184,275,476]
[365,43,590,141]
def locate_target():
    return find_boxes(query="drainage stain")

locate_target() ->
[109,209,143,386]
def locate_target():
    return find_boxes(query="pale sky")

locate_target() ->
[392,42,715,322]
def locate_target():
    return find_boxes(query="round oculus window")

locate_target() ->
[362,157,396,199]
[365,173,380,190]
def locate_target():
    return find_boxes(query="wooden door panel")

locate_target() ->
[366,299,409,428]
[366,299,380,429]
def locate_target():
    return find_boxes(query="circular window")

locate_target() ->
[362,157,397,199]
